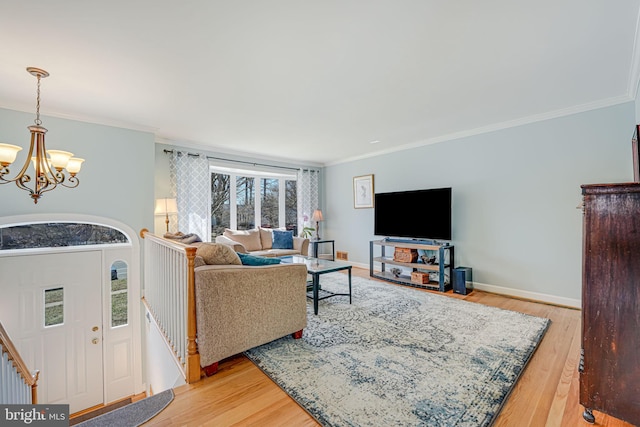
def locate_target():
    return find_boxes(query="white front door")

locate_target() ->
[0,251,103,413]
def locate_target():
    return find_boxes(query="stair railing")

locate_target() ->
[0,322,39,404]
[140,229,200,383]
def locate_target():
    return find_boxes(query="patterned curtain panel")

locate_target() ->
[169,151,210,241]
[297,169,320,235]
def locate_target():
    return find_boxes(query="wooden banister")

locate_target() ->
[140,229,201,384]
[185,246,200,383]
[0,322,39,403]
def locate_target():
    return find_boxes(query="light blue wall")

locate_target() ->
[0,108,155,235]
[324,102,635,302]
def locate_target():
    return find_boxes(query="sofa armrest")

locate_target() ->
[214,235,248,253]
[293,237,309,256]
[194,255,206,268]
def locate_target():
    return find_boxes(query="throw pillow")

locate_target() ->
[223,228,262,252]
[193,243,242,265]
[237,252,281,266]
[272,230,294,249]
[163,232,202,244]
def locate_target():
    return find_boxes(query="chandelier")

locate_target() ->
[0,67,84,204]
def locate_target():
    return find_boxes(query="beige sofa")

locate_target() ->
[215,227,309,257]
[191,242,308,375]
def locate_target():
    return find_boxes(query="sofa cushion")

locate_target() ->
[223,228,262,252]
[272,230,294,249]
[252,249,300,257]
[259,227,273,250]
[237,252,281,266]
[193,242,242,265]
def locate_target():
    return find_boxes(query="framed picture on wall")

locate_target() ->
[633,125,640,182]
[353,174,374,208]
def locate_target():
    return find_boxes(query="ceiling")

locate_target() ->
[1,1,639,166]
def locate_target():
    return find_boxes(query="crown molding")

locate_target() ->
[628,6,640,100]
[0,102,159,134]
[327,95,633,167]
[154,137,324,170]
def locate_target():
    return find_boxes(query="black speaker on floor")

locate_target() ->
[453,267,473,295]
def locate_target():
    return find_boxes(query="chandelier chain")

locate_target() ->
[35,74,42,126]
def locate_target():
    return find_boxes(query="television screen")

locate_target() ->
[374,188,452,240]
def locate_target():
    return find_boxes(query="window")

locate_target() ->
[285,179,297,231]
[211,173,231,237]
[210,166,297,240]
[110,260,128,327]
[44,287,64,327]
[261,178,279,228]
[237,176,255,230]
[0,223,128,251]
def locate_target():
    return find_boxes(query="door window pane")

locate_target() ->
[237,177,255,230]
[261,178,279,228]
[44,287,64,327]
[211,172,231,238]
[111,261,128,327]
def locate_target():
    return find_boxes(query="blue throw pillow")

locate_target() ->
[272,230,294,249]
[237,252,281,266]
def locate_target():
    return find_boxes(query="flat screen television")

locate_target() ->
[374,187,452,240]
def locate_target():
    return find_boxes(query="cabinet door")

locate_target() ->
[580,186,640,425]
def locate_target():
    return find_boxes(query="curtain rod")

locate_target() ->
[163,149,320,172]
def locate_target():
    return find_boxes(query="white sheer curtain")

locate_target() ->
[297,169,320,235]
[169,151,210,241]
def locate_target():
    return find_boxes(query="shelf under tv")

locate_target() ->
[369,239,454,292]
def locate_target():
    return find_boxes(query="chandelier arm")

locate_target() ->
[0,131,37,184]
[36,131,61,186]
[15,174,35,195]
[60,176,79,188]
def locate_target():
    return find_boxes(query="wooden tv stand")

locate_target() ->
[369,239,454,292]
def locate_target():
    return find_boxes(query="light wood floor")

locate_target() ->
[149,268,633,427]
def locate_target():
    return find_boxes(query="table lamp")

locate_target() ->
[155,198,178,233]
[311,209,324,240]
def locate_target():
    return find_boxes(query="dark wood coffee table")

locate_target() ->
[280,255,352,315]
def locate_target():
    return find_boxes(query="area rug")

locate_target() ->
[245,274,550,427]
[75,389,174,427]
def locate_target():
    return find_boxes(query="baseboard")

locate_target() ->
[472,282,581,309]
[360,262,582,309]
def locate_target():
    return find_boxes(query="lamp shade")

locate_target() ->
[0,143,22,166]
[155,198,178,215]
[65,157,85,175]
[311,209,324,222]
[47,150,73,170]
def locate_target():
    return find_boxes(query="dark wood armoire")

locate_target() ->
[580,183,640,425]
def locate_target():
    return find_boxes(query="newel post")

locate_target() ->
[31,370,39,404]
[185,246,201,383]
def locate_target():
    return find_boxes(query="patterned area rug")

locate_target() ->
[245,274,550,427]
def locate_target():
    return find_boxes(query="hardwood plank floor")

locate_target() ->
[149,268,634,427]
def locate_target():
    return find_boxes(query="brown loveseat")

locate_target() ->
[191,242,308,375]
[214,227,309,257]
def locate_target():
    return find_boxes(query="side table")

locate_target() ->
[309,239,335,261]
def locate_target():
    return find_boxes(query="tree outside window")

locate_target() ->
[210,168,297,240]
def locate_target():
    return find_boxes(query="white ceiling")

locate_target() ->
[1,1,639,165]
